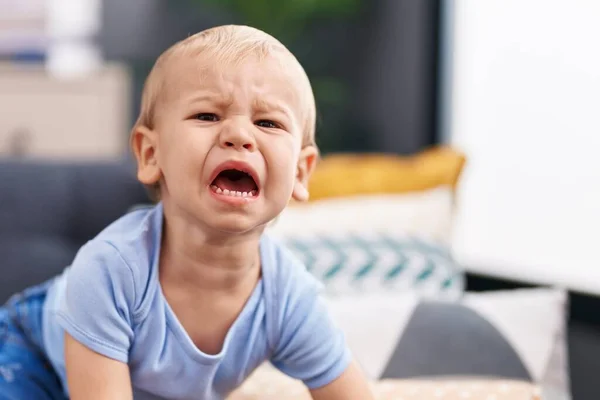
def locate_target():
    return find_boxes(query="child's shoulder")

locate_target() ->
[92,203,160,252]
[260,233,323,297]
[70,204,161,291]
[99,204,159,242]
[260,234,304,275]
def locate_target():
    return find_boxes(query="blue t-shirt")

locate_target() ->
[42,203,351,400]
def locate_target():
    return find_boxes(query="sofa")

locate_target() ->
[0,159,149,301]
[0,160,540,399]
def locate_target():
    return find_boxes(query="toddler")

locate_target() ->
[0,25,374,400]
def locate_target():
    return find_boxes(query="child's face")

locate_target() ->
[136,54,316,234]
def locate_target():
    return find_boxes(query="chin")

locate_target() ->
[206,215,268,236]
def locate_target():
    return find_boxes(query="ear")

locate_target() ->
[131,125,162,186]
[292,145,318,202]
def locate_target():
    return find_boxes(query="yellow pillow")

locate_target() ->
[307,146,466,202]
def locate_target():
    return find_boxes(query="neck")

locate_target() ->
[159,204,263,292]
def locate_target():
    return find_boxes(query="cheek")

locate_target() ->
[158,127,211,177]
[265,138,299,185]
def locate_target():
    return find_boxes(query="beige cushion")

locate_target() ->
[227,363,541,400]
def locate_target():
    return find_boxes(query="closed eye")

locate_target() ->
[255,120,280,129]
[195,113,219,122]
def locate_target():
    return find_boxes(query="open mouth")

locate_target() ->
[210,169,259,198]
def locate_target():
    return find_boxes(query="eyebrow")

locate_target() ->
[252,98,293,119]
[186,92,234,107]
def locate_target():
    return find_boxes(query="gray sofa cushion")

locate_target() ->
[0,160,148,302]
[0,236,78,294]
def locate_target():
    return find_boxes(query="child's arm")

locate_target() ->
[56,241,136,398]
[309,361,374,400]
[65,333,133,400]
[269,259,375,399]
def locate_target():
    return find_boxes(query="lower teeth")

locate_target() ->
[211,185,256,198]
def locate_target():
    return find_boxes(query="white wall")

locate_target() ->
[449,0,600,294]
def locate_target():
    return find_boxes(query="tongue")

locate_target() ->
[214,175,256,193]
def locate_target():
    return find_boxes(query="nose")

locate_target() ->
[219,120,256,151]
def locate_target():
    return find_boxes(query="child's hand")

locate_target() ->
[309,361,374,400]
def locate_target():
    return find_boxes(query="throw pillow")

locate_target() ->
[320,288,569,400]
[462,288,570,400]
[271,186,456,244]
[307,146,466,202]
[275,232,464,299]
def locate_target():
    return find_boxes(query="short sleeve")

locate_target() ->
[56,240,135,363]
[270,266,352,389]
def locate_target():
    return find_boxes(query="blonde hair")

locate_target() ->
[133,25,317,201]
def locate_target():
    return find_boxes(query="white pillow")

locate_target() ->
[323,288,569,399]
[268,186,455,244]
[463,288,570,400]
[268,187,463,299]
[325,293,419,379]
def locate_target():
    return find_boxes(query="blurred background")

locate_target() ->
[1,0,599,399]
[0,0,443,156]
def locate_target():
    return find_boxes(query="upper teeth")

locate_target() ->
[211,185,256,197]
